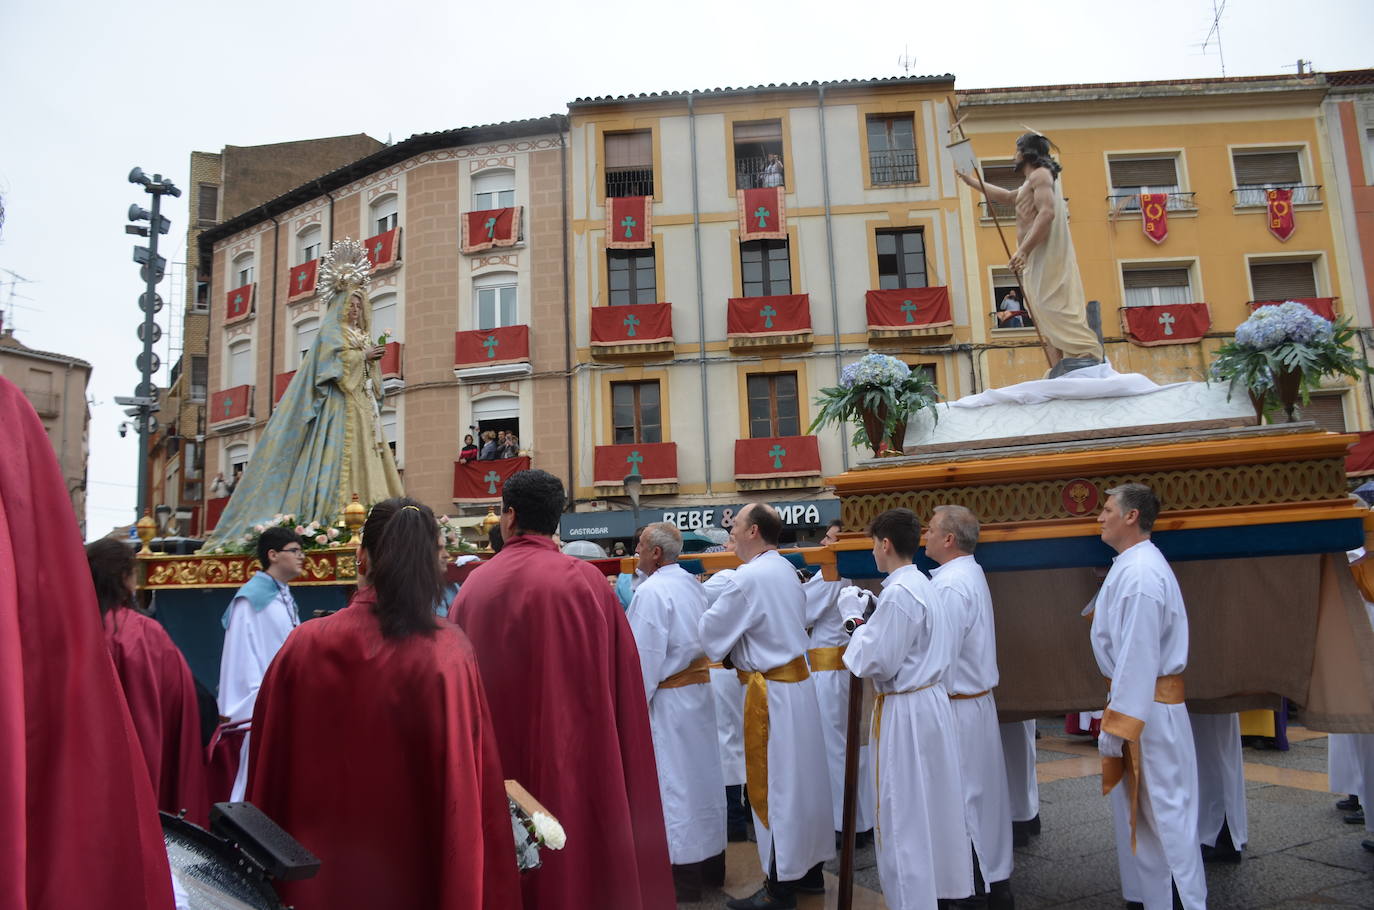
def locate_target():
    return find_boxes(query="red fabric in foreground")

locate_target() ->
[104,608,209,825]
[452,535,675,910]
[0,376,174,910]
[247,589,520,910]
[1346,431,1374,476]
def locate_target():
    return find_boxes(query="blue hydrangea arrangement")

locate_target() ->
[810,352,940,454]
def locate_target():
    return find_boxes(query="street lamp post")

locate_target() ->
[623,473,643,544]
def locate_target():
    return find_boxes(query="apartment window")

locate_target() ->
[1298,393,1347,432]
[1123,266,1192,308]
[907,363,938,393]
[747,372,800,438]
[371,194,398,234]
[611,381,662,444]
[232,252,254,288]
[370,292,399,340]
[380,406,399,456]
[472,171,515,210]
[197,185,219,224]
[1250,260,1318,301]
[225,443,249,477]
[992,278,1034,329]
[227,339,253,388]
[741,240,791,297]
[734,120,784,190]
[605,131,653,198]
[866,115,918,185]
[190,355,208,401]
[293,317,320,367]
[876,229,928,289]
[1108,157,1180,210]
[978,163,1022,219]
[1233,150,1308,205]
[474,273,518,330]
[608,249,656,306]
[297,225,322,264]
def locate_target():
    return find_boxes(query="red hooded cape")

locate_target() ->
[451,534,675,910]
[0,376,174,910]
[246,588,520,909]
[103,608,209,825]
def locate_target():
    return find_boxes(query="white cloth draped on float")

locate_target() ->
[803,570,876,834]
[843,563,973,904]
[699,551,834,881]
[930,554,1014,885]
[1090,540,1206,910]
[948,364,1178,408]
[1000,720,1040,823]
[703,569,746,786]
[626,564,727,865]
[1189,712,1248,850]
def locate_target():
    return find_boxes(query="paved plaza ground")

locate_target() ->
[685,721,1374,909]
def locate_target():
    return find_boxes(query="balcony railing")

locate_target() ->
[735,154,785,190]
[1232,184,1322,207]
[606,167,654,199]
[1106,191,1197,213]
[869,150,918,185]
[980,197,1072,220]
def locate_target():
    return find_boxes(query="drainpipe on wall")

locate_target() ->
[267,215,280,415]
[817,85,850,471]
[561,131,575,500]
[688,94,714,493]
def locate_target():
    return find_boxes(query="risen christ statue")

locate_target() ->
[958,133,1102,376]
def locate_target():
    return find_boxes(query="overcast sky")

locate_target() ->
[1,0,1370,538]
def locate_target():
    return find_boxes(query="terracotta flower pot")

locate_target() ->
[860,406,907,458]
[1275,367,1302,422]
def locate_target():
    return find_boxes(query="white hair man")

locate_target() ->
[1093,483,1206,909]
[926,505,1014,907]
[627,522,727,901]
[700,503,834,909]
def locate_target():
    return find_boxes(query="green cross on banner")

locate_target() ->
[767,444,787,469]
[232,293,243,311]
[372,240,384,258]
[484,471,501,494]
[901,299,918,323]
[222,395,232,417]
[623,313,640,337]
[484,216,497,239]
[626,450,643,475]
[754,206,771,229]
[759,304,777,329]
[621,215,637,239]
[482,335,499,359]
[297,271,308,289]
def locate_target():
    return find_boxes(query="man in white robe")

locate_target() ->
[839,508,974,907]
[700,503,834,910]
[1341,547,1374,853]
[926,505,1014,908]
[217,526,304,801]
[627,522,727,901]
[1189,711,1247,861]
[704,563,750,841]
[1000,720,1041,845]
[1091,483,1206,909]
[803,519,875,844]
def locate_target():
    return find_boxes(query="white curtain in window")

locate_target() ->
[371,292,399,341]
[474,272,518,330]
[294,317,319,367]
[472,170,515,210]
[228,340,253,387]
[297,225,322,264]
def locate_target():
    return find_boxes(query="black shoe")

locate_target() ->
[728,826,750,842]
[855,828,874,849]
[987,879,1014,910]
[1337,794,1362,812]
[701,852,726,889]
[790,861,825,895]
[1345,809,1366,825]
[726,885,796,910]
[1012,814,1041,841]
[1200,842,1242,864]
[1126,903,1145,910]
[673,862,703,903]
[1362,839,1374,854]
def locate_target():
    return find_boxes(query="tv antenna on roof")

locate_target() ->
[1201,0,1228,77]
[897,45,915,75]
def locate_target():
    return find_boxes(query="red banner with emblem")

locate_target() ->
[734,435,821,480]
[591,303,672,345]
[737,187,786,241]
[593,442,678,485]
[1250,297,1337,321]
[1139,193,1169,245]
[365,227,401,269]
[462,207,520,253]
[287,259,318,302]
[454,325,530,369]
[210,384,252,425]
[606,196,652,250]
[1266,188,1295,242]
[453,455,530,502]
[727,294,811,338]
[1122,302,1210,346]
[273,371,295,404]
[225,284,254,323]
[864,287,953,330]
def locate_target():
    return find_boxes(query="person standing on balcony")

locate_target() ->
[761,153,784,188]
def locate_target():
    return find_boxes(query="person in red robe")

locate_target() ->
[247,497,520,909]
[86,537,209,826]
[451,469,675,910]
[0,376,175,910]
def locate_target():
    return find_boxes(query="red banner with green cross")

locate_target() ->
[606,196,652,250]
[736,186,786,241]
[593,442,678,485]
[462,207,521,253]
[864,287,952,330]
[591,303,673,345]
[727,294,811,338]
[209,384,252,426]
[364,227,401,270]
[454,325,530,369]
[734,435,821,480]
[225,284,254,324]
[287,258,318,303]
[453,455,531,503]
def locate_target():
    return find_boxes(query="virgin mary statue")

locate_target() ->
[202,239,403,551]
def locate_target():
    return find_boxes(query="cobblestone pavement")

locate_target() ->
[681,721,1374,909]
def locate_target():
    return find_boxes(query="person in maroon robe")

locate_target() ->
[86,537,209,825]
[247,497,520,909]
[451,469,676,910]
[0,376,175,910]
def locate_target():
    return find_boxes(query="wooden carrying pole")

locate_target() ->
[836,669,865,910]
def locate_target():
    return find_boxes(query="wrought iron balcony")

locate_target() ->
[605,167,654,199]
[1106,191,1197,213]
[1232,184,1322,207]
[735,154,785,190]
[869,150,918,185]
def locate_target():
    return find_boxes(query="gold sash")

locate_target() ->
[872,681,937,845]
[736,655,811,829]
[1100,673,1186,852]
[950,689,991,700]
[659,656,711,689]
[806,645,847,672]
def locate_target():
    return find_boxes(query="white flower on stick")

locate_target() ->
[530,812,566,850]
